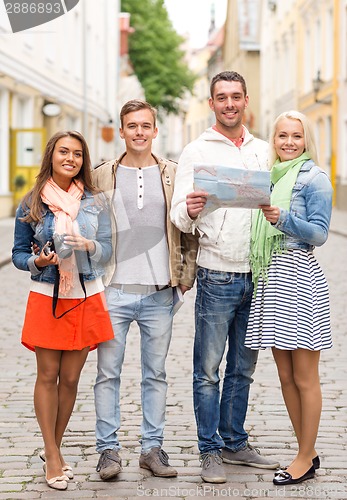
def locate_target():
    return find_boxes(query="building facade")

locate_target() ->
[221,0,347,209]
[223,0,262,138]
[0,0,119,216]
[336,0,347,208]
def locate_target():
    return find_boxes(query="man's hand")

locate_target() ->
[178,284,190,295]
[186,190,208,219]
[259,205,280,224]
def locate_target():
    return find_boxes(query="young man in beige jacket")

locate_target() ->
[92,99,198,480]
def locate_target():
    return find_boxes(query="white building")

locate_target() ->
[0,0,119,215]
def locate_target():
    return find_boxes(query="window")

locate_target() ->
[313,19,322,79]
[0,90,10,194]
[324,116,332,177]
[303,28,311,93]
[13,96,33,128]
[325,8,333,80]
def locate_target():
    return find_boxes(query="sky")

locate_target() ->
[164,0,228,49]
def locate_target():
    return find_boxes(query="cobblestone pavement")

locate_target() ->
[0,232,346,499]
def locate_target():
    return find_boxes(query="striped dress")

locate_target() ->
[245,249,332,351]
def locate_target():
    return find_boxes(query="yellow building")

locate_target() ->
[223,0,263,138]
[232,0,342,207]
[183,46,216,146]
[297,0,336,198]
[180,11,226,147]
[258,0,300,138]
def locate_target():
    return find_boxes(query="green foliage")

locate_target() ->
[121,0,196,114]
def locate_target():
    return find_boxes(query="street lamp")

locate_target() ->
[268,0,277,12]
[42,101,61,117]
[312,70,332,104]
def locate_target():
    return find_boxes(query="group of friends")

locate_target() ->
[12,71,333,491]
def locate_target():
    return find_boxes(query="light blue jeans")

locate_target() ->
[94,286,173,453]
[193,267,258,454]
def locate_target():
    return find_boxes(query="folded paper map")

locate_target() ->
[194,164,271,214]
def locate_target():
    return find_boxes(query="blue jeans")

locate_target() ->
[193,267,258,454]
[94,286,173,453]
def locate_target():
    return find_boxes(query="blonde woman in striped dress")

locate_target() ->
[245,111,333,486]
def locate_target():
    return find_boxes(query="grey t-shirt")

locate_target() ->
[111,164,170,286]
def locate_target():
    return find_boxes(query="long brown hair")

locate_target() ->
[21,130,95,222]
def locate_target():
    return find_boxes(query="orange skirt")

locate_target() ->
[21,291,114,352]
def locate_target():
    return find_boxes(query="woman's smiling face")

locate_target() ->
[51,136,83,189]
[274,117,305,162]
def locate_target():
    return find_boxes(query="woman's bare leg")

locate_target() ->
[285,349,321,478]
[54,348,89,466]
[35,347,89,475]
[34,348,64,480]
[272,348,302,441]
[272,347,319,472]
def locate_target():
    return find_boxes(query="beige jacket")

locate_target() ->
[92,153,199,288]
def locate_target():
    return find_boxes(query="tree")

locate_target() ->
[121,0,196,114]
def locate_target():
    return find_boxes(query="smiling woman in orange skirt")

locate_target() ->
[12,131,114,491]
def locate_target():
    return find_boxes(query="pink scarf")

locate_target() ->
[41,178,84,295]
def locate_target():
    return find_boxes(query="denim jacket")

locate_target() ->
[12,190,112,284]
[274,160,333,250]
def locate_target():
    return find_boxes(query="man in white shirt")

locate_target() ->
[170,71,280,483]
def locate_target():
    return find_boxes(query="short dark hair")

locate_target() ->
[120,99,157,128]
[210,71,247,98]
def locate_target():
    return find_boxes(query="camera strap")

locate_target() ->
[52,251,90,319]
[52,270,87,319]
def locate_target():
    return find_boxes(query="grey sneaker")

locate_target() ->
[139,447,178,477]
[200,452,227,483]
[222,443,280,469]
[96,449,122,480]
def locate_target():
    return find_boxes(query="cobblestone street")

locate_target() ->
[0,225,346,499]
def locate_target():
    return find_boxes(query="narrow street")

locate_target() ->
[0,230,346,499]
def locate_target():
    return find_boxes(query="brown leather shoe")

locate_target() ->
[96,449,122,480]
[139,447,178,477]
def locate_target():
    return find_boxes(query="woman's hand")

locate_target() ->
[64,234,96,253]
[260,205,280,224]
[34,243,59,268]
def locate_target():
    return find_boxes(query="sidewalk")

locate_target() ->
[1,208,346,269]
[0,217,14,268]
[0,212,347,498]
[329,207,347,238]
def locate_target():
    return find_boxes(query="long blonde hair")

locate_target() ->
[21,130,95,222]
[269,110,319,166]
